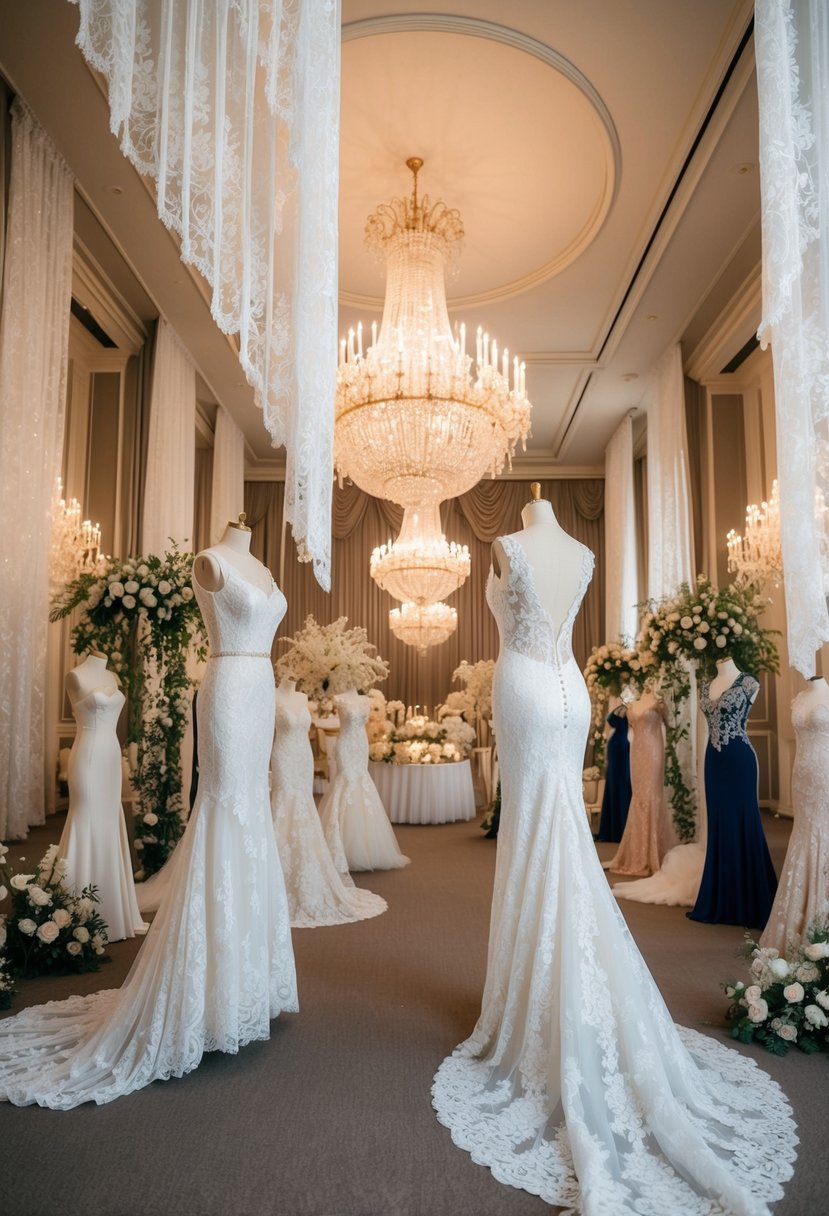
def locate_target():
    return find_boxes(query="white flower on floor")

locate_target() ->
[10,874,34,891]
[768,957,790,980]
[744,984,761,1004]
[796,962,820,983]
[747,1000,768,1023]
[777,1023,797,1041]
[66,941,82,956]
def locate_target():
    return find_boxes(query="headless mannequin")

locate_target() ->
[66,651,119,702]
[193,514,273,595]
[801,674,829,705]
[492,485,585,629]
[708,657,758,705]
[277,676,307,709]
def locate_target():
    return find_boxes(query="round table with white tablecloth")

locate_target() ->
[368,759,476,824]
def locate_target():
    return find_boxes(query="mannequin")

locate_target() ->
[595,692,633,844]
[66,650,119,701]
[193,513,273,596]
[606,679,670,876]
[707,656,758,705]
[492,484,585,628]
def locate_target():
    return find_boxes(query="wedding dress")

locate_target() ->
[59,685,147,942]
[607,693,671,876]
[432,534,796,1214]
[761,686,829,953]
[271,687,387,926]
[319,691,409,873]
[0,555,298,1108]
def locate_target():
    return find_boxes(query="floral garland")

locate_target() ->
[50,548,207,877]
[369,713,473,765]
[724,918,829,1056]
[0,844,109,993]
[583,641,650,771]
[277,615,389,705]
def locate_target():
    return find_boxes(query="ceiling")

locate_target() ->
[0,0,761,476]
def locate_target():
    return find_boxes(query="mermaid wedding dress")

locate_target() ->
[271,685,387,926]
[0,553,298,1108]
[432,533,796,1214]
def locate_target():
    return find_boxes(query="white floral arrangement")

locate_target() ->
[369,713,470,765]
[583,641,651,770]
[0,844,109,989]
[0,845,14,1008]
[582,766,601,783]
[724,917,829,1057]
[276,615,389,702]
[451,659,495,723]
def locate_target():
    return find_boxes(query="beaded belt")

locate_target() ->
[209,651,271,659]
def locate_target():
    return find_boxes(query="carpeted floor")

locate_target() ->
[0,810,820,1216]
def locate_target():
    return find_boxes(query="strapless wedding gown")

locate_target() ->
[319,693,409,873]
[271,691,387,926]
[432,534,796,1215]
[58,686,147,942]
[0,556,297,1108]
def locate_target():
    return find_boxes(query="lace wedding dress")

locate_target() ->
[761,687,829,953]
[432,534,796,1214]
[271,687,387,926]
[319,692,410,873]
[0,555,298,1108]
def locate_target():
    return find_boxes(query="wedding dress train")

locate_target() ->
[432,534,796,1215]
[0,556,297,1108]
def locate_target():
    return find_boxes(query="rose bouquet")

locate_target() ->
[277,615,389,702]
[724,918,829,1056]
[1,844,109,983]
[583,641,649,770]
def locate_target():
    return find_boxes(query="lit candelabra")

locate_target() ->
[50,478,103,588]
[388,601,458,655]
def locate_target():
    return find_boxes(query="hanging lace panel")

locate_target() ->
[70,0,340,589]
[756,0,829,676]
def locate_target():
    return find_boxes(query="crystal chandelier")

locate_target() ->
[389,601,458,655]
[50,477,103,589]
[335,158,532,508]
[371,504,470,604]
[726,480,783,587]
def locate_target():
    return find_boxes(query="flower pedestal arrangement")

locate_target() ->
[276,615,389,704]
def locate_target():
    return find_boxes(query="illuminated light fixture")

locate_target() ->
[726,479,784,588]
[335,157,532,509]
[50,478,103,589]
[371,504,470,605]
[389,601,458,655]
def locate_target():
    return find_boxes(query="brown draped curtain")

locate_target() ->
[245,478,604,711]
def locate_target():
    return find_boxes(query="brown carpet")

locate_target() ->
[0,811,820,1216]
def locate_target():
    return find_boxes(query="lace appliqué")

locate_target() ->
[700,674,759,752]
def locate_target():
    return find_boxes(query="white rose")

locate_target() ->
[91,933,104,950]
[768,957,790,980]
[143,812,159,826]
[122,595,137,609]
[124,580,139,594]
[181,586,194,601]
[109,581,125,597]
[804,941,829,961]
[158,580,172,596]
[747,999,768,1023]
[51,908,71,929]
[796,962,820,983]
[680,616,693,629]
[134,839,145,850]
[73,925,90,943]
[777,1023,797,1041]
[36,920,60,943]
[17,917,37,936]
[732,622,743,635]
[805,1004,829,1028]
[698,621,710,633]
[137,564,149,578]
[76,896,94,923]
[814,989,829,1010]
[783,982,805,1003]
[144,593,158,608]
[26,884,52,907]
[715,635,728,648]
[10,873,34,891]
[0,884,7,902]
[693,637,707,650]
[66,941,82,956]
[744,984,762,1004]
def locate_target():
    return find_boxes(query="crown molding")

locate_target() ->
[684,263,762,382]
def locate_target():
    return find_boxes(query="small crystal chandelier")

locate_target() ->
[371,504,470,604]
[389,601,458,655]
[726,480,783,587]
[50,477,103,589]
[335,157,532,508]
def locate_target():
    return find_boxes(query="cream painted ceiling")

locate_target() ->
[0,0,761,475]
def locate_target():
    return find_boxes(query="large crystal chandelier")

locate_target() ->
[49,478,103,589]
[371,504,470,605]
[389,601,458,655]
[726,479,784,587]
[335,158,532,507]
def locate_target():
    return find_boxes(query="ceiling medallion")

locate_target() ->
[389,601,458,655]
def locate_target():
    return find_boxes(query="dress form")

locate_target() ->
[708,657,757,704]
[66,652,119,701]
[194,513,273,596]
[492,485,585,630]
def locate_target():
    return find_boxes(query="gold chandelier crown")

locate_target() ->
[365,158,464,262]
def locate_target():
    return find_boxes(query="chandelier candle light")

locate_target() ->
[49,478,103,589]
[371,504,470,605]
[389,601,458,655]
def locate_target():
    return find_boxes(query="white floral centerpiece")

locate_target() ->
[583,641,649,771]
[276,615,389,713]
[450,659,495,724]
[0,844,109,990]
[369,712,474,765]
[724,916,829,1057]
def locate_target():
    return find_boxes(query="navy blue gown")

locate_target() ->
[688,672,777,929]
[595,708,632,842]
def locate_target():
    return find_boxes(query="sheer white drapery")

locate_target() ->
[71,0,340,589]
[604,413,639,643]
[0,100,74,839]
[141,318,196,554]
[210,407,245,545]
[756,0,829,676]
[645,344,694,600]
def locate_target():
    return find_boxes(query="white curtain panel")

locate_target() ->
[645,343,694,600]
[756,0,829,676]
[141,318,196,554]
[71,0,340,590]
[210,406,245,545]
[604,413,639,643]
[0,100,74,839]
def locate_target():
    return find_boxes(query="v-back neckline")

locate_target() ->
[499,533,592,657]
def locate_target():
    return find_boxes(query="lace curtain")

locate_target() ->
[141,318,196,554]
[756,0,829,676]
[604,414,639,643]
[245,478,605,715]
[645,343,695,599]
[210,407,245,545]
[70,0,340,589]
[0,100,74,839]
